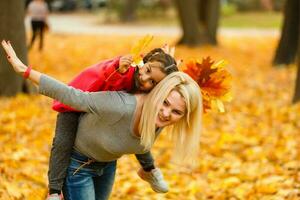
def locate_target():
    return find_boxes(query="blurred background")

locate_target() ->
[0,0,300,199]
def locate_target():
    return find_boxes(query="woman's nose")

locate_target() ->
[162,108,171,118]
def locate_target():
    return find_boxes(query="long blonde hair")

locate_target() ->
[139,72,202,163]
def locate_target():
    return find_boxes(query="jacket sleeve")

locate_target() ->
[52,57,121,112]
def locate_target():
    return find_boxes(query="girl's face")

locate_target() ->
[137,61,166,92]
[156,90,186,128]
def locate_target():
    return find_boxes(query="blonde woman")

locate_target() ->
[2,40,202,200]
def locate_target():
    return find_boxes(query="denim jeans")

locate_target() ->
[62,150,117,200]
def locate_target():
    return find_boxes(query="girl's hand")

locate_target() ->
[1,40,27,74]
[119,54,133,73]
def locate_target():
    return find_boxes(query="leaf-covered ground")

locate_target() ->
[0,34,299,200]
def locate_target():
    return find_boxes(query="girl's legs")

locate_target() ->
[48,112,81,193]
[135,152,155,171]
[63,151,116,200]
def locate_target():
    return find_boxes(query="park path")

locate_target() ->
[25,13,279,37]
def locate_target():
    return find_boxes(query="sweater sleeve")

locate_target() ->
[41,75,127,121]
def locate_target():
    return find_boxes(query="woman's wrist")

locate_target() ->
[19,64,27,74]
[23,66,32,79]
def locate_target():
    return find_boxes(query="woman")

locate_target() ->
[2,40,202,200]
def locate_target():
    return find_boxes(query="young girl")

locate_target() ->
[48,48,178,198]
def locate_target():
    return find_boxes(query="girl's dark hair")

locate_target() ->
[143,48,178,75]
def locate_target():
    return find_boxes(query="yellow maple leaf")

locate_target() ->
[130,35,154,67]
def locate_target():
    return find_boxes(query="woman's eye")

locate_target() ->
[163,101,168,105]
[173,110,181,115]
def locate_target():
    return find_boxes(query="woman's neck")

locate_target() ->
[132,94,146,137]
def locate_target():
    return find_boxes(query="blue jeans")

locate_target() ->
[62,150,117,200]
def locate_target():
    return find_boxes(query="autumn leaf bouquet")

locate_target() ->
[182,57,232,113]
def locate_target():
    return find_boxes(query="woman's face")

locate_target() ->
[156,90,186,128]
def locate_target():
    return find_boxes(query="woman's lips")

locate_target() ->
[158,114,167,122]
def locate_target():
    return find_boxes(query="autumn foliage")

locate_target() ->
[0,34,299,200]
[182,57,232,113]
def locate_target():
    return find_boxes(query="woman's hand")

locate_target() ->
[2,40,42,85]
[1,40,27,74]
[119,54,133,73]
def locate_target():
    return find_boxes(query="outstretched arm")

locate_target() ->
[1,40,125,118]
[2,40,42,86]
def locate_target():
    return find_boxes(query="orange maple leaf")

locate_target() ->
[182,57,232,113]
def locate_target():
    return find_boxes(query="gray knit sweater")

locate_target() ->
[39,75,156,162]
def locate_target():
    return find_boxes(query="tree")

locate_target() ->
[293,54,300,103]
[120,0,138,22]
[272,0,300,103]
[0,0,33,96]
[292,27,300,103]
[272,0,299,66]
[105,0,138,23]
[174,0,220,46]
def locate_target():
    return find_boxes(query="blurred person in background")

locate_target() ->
[27,0,49,51]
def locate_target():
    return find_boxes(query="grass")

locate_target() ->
[78,9,283,29]
[220,11,283,29]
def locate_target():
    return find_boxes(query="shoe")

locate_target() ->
[137,168,169,193]
[46,193,63,200]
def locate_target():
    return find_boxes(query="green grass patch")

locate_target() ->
[220,12,283,29]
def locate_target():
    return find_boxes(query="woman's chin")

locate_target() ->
[155,120,163,128]
[155,119,169,128]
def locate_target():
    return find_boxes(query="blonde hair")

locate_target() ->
[139,72,202,163]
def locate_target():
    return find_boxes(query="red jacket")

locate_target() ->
[52,56,136,112]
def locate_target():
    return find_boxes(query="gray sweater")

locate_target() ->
[39,75,156,162]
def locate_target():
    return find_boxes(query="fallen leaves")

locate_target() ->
[0,33,299,199]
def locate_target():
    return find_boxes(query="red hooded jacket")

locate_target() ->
[52,56,136,112]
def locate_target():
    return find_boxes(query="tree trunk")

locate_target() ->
[175,0,202,46]
[175,0,220,46]
[120,0,138,22]
[0,0,35,96]
[293,54,300,103]
[273,0,299,66]
[199,0,220,44]
[292,4,300,103]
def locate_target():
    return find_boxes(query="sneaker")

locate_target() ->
[137,168,169,193]
[46,193,63,200]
